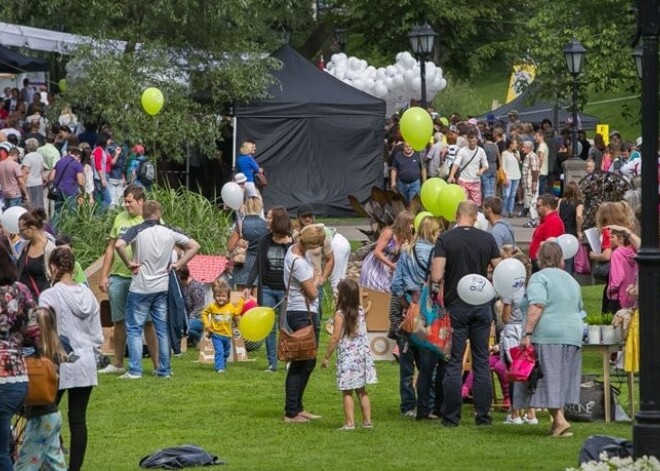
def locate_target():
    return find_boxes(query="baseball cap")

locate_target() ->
[234,173,247,184]
[297,203,315,217]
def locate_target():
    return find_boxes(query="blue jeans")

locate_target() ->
[397,336,420,413]
[187,319,203,345]
[502,179,520,216]
[125,290,170,376]
[0,382,27,470]
[211,334,231,371]
[480,174,496,200]
[538,175,548,195]
[417,349,444,418]
[284,310,320,418]
[94,180,112,211]
[262,285,285,370]
[397,179,421,206]
[2,196,22,210]
[441,303,493,426]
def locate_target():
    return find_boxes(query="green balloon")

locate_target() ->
[399,107,433,151]
[58,79,67,92]
[420,178,447,216]
[414,211,433,233]
[437,184,467,222]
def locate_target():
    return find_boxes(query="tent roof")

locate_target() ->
[479,89,600,130]
[0,45,49,73]
[235,45,385,117]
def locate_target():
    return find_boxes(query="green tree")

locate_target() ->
[0,0,313,159]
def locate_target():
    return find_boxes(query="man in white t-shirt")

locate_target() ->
[115,200,200,379]
[536,131,549,195]
[448,131,488,206]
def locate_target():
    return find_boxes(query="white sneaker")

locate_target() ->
[98,364,126,374]
[504,415,523,425]
[119,372,142,380]
[523,416,539,425]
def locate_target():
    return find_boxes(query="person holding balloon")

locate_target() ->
[244,206,293,372]
[447,131,488,206]
[201,279,247,373]
[557,182,584,274]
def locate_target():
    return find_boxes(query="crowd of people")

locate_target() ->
[0,103,650,469]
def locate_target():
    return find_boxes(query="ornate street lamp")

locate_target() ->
[408,23,436,109]
[563,38,586,159]
[632,1,660,460]
[335,28,347,52]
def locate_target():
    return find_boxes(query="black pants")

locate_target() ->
[284,310,320,418]
[416,349,444,419]
[57,386,93,471]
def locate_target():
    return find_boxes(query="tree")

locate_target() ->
[0,0,314,159]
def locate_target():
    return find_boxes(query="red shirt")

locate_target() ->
[92,146,112,176]
[529,211,565,259]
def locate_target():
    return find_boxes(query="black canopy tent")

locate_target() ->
[0,45,49,73]
[235,45,385,217]
[478,88,600,130]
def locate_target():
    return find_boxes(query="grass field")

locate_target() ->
[52,285,635,471]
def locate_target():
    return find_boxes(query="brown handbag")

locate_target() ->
[25,355,58,406]
[230,219,248,266]
[277,258,317,362]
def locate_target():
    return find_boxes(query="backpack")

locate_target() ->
[139,445,223,469]
[137,158,156,185]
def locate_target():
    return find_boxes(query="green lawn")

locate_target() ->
[57,284,634,471]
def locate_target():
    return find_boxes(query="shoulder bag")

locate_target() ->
[277,258,317,362]
[455,148,479,181]
[255,171,268,188]
[496,149,507,185]
[25,354,58,406]
[47,157,75,201]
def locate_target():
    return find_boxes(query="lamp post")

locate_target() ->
[408,23,436,110]
[632,0,660,459]
[335,28,347,52]
[563,38,586,159]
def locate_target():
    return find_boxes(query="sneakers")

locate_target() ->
[403,410,416,418]
[98,364,126,374]
[524,416,539,425]
[264,366,276,373]
[523,219,538,228]
[216,369,225,374]
[337,424,355,431]
[504,415,523,425]
[119,372,141,380]
[362,423,373,429]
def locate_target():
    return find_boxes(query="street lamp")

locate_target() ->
[408,23,436,110]
[631,1,660,460]
[563,38,586,159]
[335,28,347,52]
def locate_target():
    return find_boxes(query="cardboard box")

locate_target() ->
[367,332,396,361]
[360,287,392,332]
[197,327,248,365]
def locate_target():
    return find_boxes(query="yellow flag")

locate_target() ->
[506,64,536,104]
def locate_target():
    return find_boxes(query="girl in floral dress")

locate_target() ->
[322,279,377,430]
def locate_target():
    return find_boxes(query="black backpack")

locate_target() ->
[139,445,223,469]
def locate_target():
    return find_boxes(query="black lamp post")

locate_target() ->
[632,0,660,460]
[563,38,586,159]
[408,23,436,110]
[335,28,347,52]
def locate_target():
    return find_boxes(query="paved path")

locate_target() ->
[334,217,535,244]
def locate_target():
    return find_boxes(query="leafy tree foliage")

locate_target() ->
[0,0,313,159]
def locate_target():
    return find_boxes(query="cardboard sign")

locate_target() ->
[360,286,392,332]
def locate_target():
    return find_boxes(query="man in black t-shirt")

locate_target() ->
[390,142,426,205]
[430,201,501,427]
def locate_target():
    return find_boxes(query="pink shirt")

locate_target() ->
[608,245,637,308]
[0,158,23,198]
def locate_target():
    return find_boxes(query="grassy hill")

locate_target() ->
[435,69,642,141]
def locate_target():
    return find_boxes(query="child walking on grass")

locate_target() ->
[15,307,70,471]
[321,279,377,430]
[201,279,245,373]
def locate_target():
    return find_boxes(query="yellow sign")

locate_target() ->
[506,64,536,103]
[596,124,609,145]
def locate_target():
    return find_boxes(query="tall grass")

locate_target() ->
[55,186,234,269]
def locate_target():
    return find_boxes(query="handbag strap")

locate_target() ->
[458,147,479,176]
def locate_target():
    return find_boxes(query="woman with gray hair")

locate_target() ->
[520,241,583,437]
[21,137,46,209]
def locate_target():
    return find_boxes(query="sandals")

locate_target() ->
[550,425,573,438]
[337,424,356,431]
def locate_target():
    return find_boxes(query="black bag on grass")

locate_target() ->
[564,380,620,422]
[578,435,633,464]
[139,445,223,469]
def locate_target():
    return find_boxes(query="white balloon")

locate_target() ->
[404,55,416,69]
[0,206,27,234]
[364,78,375,89]
[404,69,416,81]
[221,182,244,210]
[457,275,496,305]
[352,78,364,89]
[557,234,580,259]
[392,75,405,88]
[386,65,397,76]
[334,68,346,80]
[474,212,489,231]
[492,258,527,297]
[426,62,436,77]
[376,68,386,80]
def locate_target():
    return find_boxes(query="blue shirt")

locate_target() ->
[390,240,434,297]
[236,154,259,182]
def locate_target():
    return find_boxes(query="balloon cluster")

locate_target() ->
[457,258,527,306]
[419,178,466,222]
[325,52,447,114]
